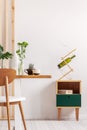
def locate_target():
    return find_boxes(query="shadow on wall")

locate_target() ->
[40,81,57,120]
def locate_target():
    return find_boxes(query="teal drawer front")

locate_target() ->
[56,94,81,107]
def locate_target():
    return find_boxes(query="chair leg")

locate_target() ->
[18,101,27,130]
[6,104,11,130]
[5,76,11,130]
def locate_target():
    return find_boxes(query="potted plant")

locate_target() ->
[16,41,29,75]
[0,45,13,68]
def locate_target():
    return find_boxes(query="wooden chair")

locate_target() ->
[0,68,27,130]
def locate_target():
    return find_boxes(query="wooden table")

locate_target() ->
[15,74,52,130]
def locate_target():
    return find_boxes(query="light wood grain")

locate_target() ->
[75,108,79,121]
[0,0,2,119]
[58,69,73,80]
[0,0,2,44]
[19,102,27,130]
[16,75,52,79]
[5,0,8,50]
[11,0,15,51]
[61,48,76,60]
[0,0,15,120]
[5,76,11,130]
[58,108,61,120]
[11,0,15,119]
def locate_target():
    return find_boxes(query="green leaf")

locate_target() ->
[0,45,13,60]
[16,49,20,54]
[0,45,4,52]
[22,41,28,47]
[0,53,3,59]
[16,41,29,60]
[17,42,22,46]
[2,52,13,59]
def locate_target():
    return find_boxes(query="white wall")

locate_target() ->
[15,0,87,120]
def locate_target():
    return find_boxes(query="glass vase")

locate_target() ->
[1,60,6,68]
[9,52,18,74]
[1,59,4,68]
[18,60,24,75]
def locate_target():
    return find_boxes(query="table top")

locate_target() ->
[16,75,52,78]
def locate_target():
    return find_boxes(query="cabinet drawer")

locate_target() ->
[56,94,81,107]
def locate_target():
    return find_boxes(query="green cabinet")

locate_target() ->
[56,80,81,120]
[56,94,81,107]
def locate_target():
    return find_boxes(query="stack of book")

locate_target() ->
[58,89,73,94]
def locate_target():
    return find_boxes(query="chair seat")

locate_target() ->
[0,96,26,103]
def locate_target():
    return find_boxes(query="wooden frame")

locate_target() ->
[0,0,15,119]
[0,0,2,119]
[0,0,2,44]
[58,49,76,80]
[12,0,15,51]
[11,0,15,119]
[5,0,8,50]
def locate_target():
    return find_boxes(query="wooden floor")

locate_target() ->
[0,119,87,130]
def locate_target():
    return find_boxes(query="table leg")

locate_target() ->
[58,108,61,120]
[75,108,79,121]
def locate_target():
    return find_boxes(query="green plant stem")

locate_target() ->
[18,60,23,75]
[2,59,3,68]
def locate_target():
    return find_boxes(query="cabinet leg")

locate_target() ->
[58,108,61,120]
[75,108,79,121]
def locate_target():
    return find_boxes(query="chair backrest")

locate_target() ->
[0,69,16,86]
